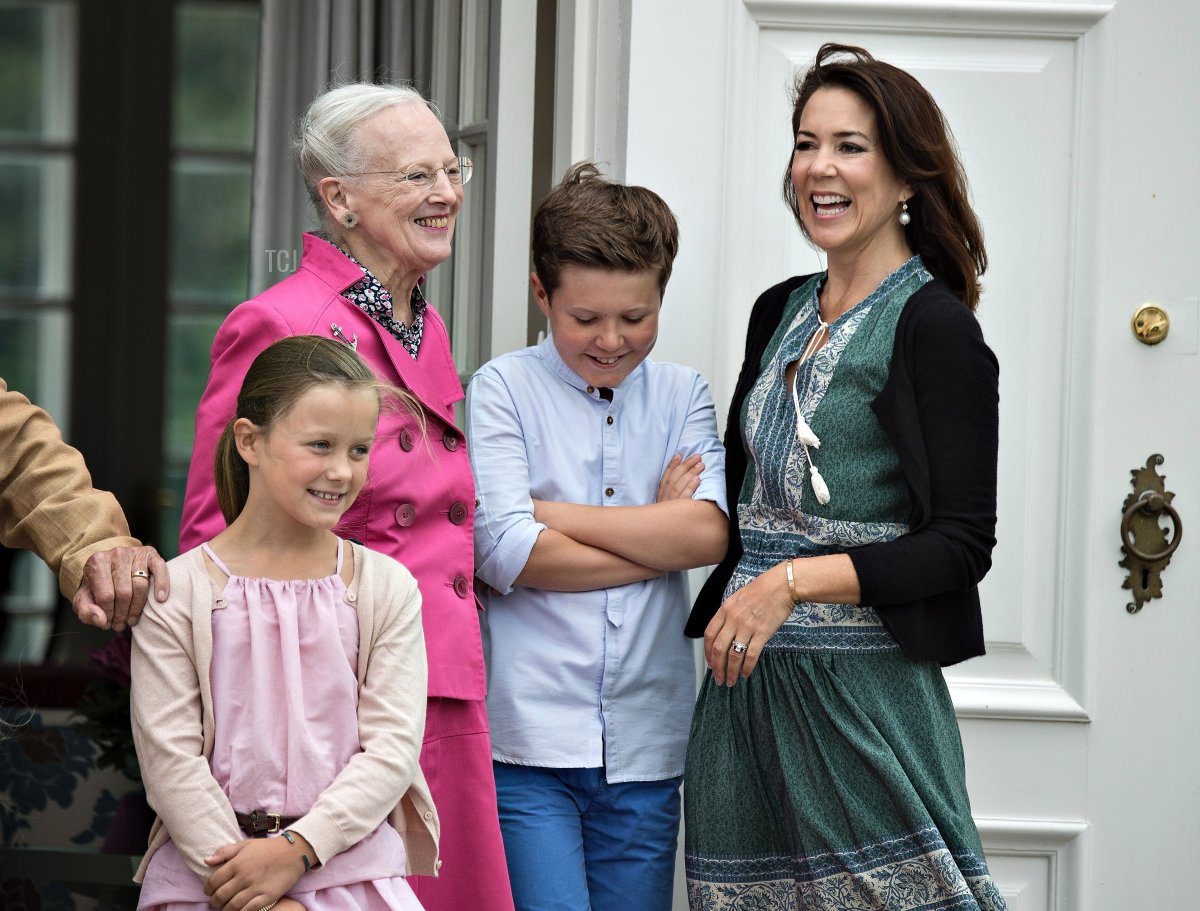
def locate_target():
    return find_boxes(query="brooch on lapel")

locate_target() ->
[330,323,358,350]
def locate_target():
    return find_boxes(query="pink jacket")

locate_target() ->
[181,233,484,701]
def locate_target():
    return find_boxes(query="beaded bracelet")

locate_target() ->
[256,901,278,911]
[786,559,801,604]
[282,829,314,873]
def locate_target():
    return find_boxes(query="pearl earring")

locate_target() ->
[342,212,359,229]
[898,202,911,226]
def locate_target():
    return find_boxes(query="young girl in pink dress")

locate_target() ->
[131,335,439,911]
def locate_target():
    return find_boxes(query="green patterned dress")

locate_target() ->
[684,258,1005,911]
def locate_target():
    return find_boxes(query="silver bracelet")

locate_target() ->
[257,901,279,911]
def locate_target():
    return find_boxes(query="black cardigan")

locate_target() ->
[684,274,999,666]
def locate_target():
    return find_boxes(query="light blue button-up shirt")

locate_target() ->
[468,337,727,782]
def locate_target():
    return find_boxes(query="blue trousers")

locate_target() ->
[493,762,681,911]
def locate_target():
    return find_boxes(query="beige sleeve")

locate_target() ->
[0,378,139,598]
[130,571,244,878]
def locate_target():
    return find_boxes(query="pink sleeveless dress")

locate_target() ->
[137,539,425,910]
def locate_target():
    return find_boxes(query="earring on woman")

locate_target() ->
[342,212,359,229]
[898,202,911,226]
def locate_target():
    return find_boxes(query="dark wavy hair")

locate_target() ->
[214,335,421,523]
[532,161,680,298]
[783,43,987,310]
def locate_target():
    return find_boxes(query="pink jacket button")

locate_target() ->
[442,431,460,451]
[449,501,467,525]
[399,429,414,452]
[453,574,470,598]
[395,504,417,527]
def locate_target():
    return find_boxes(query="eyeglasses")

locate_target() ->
[348,157,473,189]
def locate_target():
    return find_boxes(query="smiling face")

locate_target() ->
[535,265,662,390]
[238,383,380,533]
[326,103,463,289]
[791,86,912,268]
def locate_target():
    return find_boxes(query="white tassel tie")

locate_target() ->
[792,318,832,506]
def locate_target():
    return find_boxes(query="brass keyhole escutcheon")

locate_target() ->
[1120,454,1183,613]
[1132,304,1170,345]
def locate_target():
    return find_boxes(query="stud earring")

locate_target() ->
[898,202,911,226]
[342,212,359,229]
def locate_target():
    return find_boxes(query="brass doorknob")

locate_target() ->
[1132,304,1170,345]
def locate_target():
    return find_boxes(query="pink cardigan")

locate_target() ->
[131,542,440,881]
[180,234,485,701]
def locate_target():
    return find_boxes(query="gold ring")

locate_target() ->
[132,569,150,579]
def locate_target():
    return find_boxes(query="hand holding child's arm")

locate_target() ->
[202,832,313,911]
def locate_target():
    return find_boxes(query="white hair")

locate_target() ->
[293,82,437,226]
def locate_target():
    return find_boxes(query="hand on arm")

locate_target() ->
[704,553,860,685]
[656,452,704,502]
[514,527,660,591]
[202,829,314,911]
[73,544,170,630]
[202,833,312,911]
[531,454,727,571]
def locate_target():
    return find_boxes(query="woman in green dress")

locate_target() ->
[683,44,1005,910]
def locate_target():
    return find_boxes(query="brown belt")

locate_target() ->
[236,809,300,837]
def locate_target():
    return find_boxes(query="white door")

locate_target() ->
[575,0,1200,907]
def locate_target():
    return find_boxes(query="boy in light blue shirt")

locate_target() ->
[468,162,728,911]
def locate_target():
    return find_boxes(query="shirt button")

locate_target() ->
[449,501,467,525]
[606,416,614,425]
[395,504,417,527]
[347,592,357,602]
[424,811,434,821]
[399,429,414,452]
[453,574,470,598]
[442,431,459,451]
[605,487,614,497]
[586,385,595,394]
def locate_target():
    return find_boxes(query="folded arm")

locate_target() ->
[514,527,660,591]
[533,488,727,571]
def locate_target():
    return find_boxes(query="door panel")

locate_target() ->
[618,0,1198,907]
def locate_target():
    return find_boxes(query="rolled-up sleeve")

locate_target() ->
[466,368,546,595]
[677,373,728,516]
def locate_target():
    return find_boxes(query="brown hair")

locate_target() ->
[214,335,421,523]
[783,43,987,310]
[531,161,680,298]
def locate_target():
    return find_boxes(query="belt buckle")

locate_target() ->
[251,810,282,834]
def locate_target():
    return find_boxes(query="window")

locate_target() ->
[160,1,260,551]
[429,0,497,382]
[0,0,259,678]
[0,0,77,661]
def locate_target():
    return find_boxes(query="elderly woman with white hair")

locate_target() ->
[179,83,515,911]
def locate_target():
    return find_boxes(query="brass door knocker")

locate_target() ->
[1120,454,1183,613]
